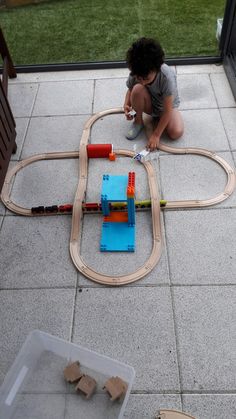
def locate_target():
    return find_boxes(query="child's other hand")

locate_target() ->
[147,134,160,151]
[124,105,133,120]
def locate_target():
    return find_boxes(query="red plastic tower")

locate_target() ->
[87,144,113,158]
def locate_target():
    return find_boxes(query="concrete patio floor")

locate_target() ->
[0,64,236,418]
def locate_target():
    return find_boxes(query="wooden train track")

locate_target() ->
[1,108,235,285]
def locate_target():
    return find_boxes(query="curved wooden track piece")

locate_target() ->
[159,143,235,208]
[1,108,235,286]
[1,151,80,215]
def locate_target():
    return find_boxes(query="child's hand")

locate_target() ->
[147,134,160,151]
[124,105,134,120]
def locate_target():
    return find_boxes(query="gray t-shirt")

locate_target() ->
[126,63,180,116]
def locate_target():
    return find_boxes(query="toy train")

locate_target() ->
[31,200,167,215]
[31,204,73,215]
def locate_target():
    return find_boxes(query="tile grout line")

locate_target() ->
[162,210,183,410]
[16,117,31,162]
[27,112,96,118]
[232,152,236,168]
[1,282,236,292]
[179,389,236,395]
[163,205,236,213]
[218,107,236,165]
[9,75,128,86]
[28,112,93,119]
[0,215,3,232]
[16,389,236,395]
[68,279,79,343]
[18,83,40,161]
[91,78,96,114]
[160,148,236,156]
[208,73,221,111]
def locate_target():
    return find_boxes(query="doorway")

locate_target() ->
[221,0,236,99]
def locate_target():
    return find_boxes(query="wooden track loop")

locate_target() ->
[1,108,235,286]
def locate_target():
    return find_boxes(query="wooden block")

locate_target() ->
[63,362,83,383]
[75,374,97,399]
[103,376,128,401]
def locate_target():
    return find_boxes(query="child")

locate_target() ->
[124,37,184,150]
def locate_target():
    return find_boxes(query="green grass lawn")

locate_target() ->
[0,0,226,65]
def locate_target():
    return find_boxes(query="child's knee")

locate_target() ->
[168,111,184,140]
[131,83,146,99]
[168,125,184,140]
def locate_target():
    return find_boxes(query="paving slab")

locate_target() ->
[10,68,129,83]
[12,117,29,160]
[1,386,185,418]
[21,115,88,158]
[13,342,113,396]
[10,158,78,208]
[210,73,236,108]
[220,108,236,150]
[8,394,66,419]
[90,112,147,151]
[1,161,15,215]
[0,216,77,288]
[0,200,5,215]
[173,286,236,391]
[165,208,236,285]
[66,393,182,419]
[23,350,68,393]
[0,288,75,384]
[32,80,94,116]
[86,148,159,202]
[93,78,127,112]
[86,156,150,202]
[161,109,230,151]
[64,394,122,419]
[73,287,180,392]
[177,64,224,74]
[124,394,182,418]
[160,151,236,208]
[178,74,217,110]
[90,107,230,153]
[8,83,39,117]
[182,394,236,419]
[82,152,164,285]
[79,212,169,286]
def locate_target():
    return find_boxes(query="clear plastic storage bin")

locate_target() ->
[0,330,135,419]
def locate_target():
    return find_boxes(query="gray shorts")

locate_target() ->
[151,101,179,118]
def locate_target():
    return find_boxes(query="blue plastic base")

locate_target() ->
[101,175,128,202]
[100,222,135,252]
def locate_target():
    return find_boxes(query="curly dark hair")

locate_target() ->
[126,37,165,77]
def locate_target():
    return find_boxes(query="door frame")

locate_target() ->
[220,0,236,99]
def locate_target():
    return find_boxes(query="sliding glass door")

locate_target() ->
[221,0,236,99]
